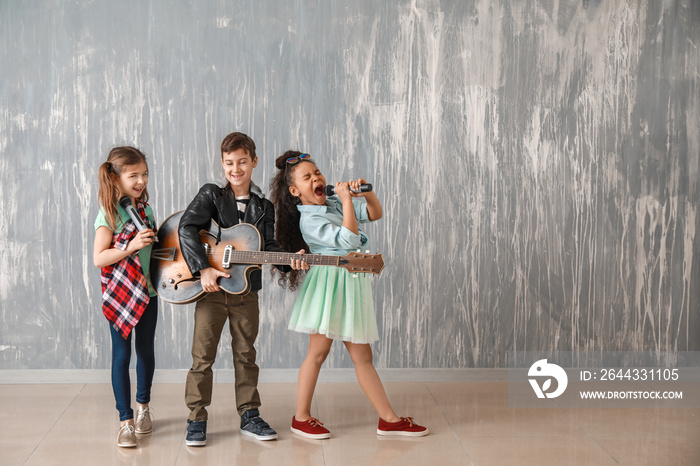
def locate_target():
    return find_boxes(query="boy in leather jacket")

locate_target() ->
[178,132,305,445]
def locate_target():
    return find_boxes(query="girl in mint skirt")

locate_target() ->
[270,151,428,439]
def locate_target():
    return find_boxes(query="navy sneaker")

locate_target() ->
[186,419,207,446]
[240,409,278,440]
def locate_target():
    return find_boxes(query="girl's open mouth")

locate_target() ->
[314,185,325,197]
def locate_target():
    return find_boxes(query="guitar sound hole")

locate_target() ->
[173,277,199,290]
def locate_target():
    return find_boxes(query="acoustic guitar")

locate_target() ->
[150,211,385,304]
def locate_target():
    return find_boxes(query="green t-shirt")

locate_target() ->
[94,204,157,297]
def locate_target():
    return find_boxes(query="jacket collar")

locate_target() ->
[213,183,264,226]
[249,181,264,198]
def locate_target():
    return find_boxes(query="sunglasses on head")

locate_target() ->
[286,153,310,165]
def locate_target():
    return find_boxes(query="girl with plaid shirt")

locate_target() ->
[93,146,158,448]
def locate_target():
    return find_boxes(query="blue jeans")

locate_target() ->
[109,298,158,421]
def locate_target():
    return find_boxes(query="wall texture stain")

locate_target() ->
[0,1,698,369]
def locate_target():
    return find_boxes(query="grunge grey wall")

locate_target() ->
[1,0,698,370]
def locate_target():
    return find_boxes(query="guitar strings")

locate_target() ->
[201,250,335,264]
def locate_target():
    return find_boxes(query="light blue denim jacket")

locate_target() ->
[297,196,370,256]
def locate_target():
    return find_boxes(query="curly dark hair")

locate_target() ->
[269,150,314,290]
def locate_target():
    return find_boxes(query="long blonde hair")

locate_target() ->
[97,146,150,231]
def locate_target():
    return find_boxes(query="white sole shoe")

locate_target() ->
[376,428,429,437]
[240,429,278,441]
[291,426,330,440]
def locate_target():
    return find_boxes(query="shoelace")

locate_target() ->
[306,417,324,427]
[400,417,415,426]
[137,406,154,423]
[119,424,135,434]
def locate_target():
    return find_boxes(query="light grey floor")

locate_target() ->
[2,370,698,465]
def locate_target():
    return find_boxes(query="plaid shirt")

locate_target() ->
[100,202,151,339]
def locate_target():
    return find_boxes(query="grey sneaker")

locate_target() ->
[186,420,207,447]
[117,423,137,448]
[240,409,278,441]
[135,406,154,434]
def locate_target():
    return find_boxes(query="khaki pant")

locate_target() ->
[185,290,261,421]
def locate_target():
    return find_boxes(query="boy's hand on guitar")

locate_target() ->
[200,267,230,292]
[126,229,156,253]
[290,249,310,270]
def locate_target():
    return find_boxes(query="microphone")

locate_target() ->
[323,183,373,196]
[119,196,153,238]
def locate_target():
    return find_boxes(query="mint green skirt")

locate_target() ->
[288,266,379,344]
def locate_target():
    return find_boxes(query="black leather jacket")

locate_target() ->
[178,183,290,291]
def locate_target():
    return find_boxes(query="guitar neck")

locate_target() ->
[222,250,340,267]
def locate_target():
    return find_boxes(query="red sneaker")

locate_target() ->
[377,417,428,437]
[291,416,331,439]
